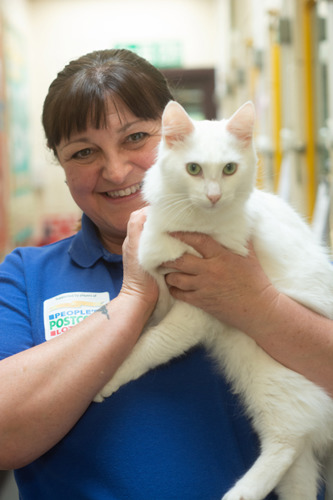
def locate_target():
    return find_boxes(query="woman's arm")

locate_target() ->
[0,209,158,470]
[163,232,333,397]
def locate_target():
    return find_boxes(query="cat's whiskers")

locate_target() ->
[157,193,196,223]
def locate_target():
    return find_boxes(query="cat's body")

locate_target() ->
[95,101,333,500]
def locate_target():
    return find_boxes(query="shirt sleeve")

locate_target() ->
[0,249,34,360]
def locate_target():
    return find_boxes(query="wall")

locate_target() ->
[2,0,333,250]
[1,0,37,253]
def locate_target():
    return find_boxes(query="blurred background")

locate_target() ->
[0,0,333,496]
[1,0,333,263]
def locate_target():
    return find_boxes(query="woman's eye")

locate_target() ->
[127,132,148,143]
[186,162,202,176]
[124,132,150,149]
[72,148,93,160]
[223,162,237,175]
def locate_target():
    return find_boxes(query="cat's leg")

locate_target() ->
[139,229,198,274]
[145,275,174,326]
[94,301,211,402]
[222,437,302,500]
[275,444,319,500]
[139,230,197,324]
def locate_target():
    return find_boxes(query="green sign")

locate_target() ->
[114,41,183,68]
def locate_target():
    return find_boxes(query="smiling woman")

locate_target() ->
[0,49,178,499]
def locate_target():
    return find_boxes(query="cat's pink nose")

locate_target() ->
[207,193,221,204]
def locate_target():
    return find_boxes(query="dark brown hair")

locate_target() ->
[42,49,174,155]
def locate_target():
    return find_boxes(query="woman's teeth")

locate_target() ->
[106,182,142,199]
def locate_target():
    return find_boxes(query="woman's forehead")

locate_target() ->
[104,96,138,124]
[64,95,136,141]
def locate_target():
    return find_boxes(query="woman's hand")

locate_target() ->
[161,232,333,396]
[120,208,159,317]
[163,232,278,331]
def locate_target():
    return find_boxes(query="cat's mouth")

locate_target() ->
[104,182,143,199]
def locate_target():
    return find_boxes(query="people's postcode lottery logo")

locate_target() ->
[43,291,110,340]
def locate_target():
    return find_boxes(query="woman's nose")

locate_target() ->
[101,153,133,184]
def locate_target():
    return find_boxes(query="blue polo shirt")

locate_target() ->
[0,214,285,499]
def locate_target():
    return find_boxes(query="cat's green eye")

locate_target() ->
[186,163,202,176]
[223,162,237,175]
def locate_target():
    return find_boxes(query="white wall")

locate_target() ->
[27,0,220,217]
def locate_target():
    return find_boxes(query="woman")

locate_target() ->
[0,49,329,499]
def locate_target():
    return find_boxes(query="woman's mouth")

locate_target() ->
[105,182,143,199]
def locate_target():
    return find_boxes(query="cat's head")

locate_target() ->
[152,100,257,212]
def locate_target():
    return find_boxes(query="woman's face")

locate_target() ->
[57,98,161,254]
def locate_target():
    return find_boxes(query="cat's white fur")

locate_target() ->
[95,101,333,500]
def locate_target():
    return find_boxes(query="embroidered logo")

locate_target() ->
[43,291,110,340]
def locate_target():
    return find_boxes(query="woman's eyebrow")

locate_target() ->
[118,119,149,133]
[59,137,91,152]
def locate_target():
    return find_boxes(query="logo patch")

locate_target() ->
[43,291,110,340]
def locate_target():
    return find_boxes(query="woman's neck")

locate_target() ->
[99,231,124,255]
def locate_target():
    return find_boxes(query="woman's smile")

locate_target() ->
[103,181,143,200]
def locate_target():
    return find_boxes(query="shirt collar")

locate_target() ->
[68,214,123,268]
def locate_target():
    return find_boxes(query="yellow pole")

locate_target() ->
[270,36,282,192]
[250,64,265,189]
[303,0,316,218]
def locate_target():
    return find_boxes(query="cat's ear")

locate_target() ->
[162,101,195,147]
[226,101,255,146]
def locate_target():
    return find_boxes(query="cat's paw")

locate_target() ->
[93,392,105,403]
[101,380,120,397]
[93,380,120,403]
[222,496,245,500]
[222,487,257,500]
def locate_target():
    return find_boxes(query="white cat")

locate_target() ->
[95,101,333,500]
